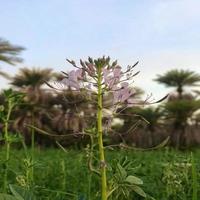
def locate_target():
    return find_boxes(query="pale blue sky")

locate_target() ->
[1,0,200,98]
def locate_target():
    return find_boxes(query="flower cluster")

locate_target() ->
[49,57,140,107]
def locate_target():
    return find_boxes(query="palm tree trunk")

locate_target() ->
[177,86,183,99]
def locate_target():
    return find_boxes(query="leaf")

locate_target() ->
[131,185,146,198]
[55,141,68,153]
[0,105,4,112]
[117,163,127,179]
[0,193,17,200]
[150,94,169,104]
[9,185,24,200]
[107,186,118,198]
[125,175,143,185]
[3,89,13,97]
[9,185,36,200]
[7,134,22,143]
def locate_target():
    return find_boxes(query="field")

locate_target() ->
[0,148,199,200]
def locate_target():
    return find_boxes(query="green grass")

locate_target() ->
[0,148,199,199]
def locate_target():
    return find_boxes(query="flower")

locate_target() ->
[103,66,121,89]
[50,69,84,91]
[113,83,135,104]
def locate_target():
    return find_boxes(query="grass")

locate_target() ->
[0,147,199,199]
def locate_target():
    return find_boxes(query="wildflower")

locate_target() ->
[50,68,84,91]
[113,85,135,104]
[103,66,121,89]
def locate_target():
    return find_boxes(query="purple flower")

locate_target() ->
[75,69,84,79]
[103,67,122,89]
[113,66,121,78]
[121,88,134,102]
[55,69,84,90]
[103,68,110,77]
[61,78,80,90]
[121,82,129,88]
[113,83,135,104]
[103,68,110,84]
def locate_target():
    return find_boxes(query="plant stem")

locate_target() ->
[30,114,35,184]
[3,100,12,192]
[61,160,66,191]
[97,66,107,200]
[191,153,197,200]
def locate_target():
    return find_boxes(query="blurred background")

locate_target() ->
[1,0,200,149]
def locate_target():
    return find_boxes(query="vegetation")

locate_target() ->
[154,69,200,99]
[0,38,200,199]
[0,148,199,200]
[0,38,24,65]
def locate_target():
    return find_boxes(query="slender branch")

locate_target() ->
[104,137,169,151]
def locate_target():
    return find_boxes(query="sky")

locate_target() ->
[0,0,200,99]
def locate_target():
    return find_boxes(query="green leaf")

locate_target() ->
[9,185,24,200]
[3,89,13,97]
[55,141,68,153]
[125,175,143,185]
[0,105,4,112]
[107,186,119,198]
[132,185,146,198]
[9,185,36,200]
[117,163,127,179]
[7,134,22,143]
[0,193,17,200]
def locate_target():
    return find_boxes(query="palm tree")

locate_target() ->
[134,107,164,131]
[50,89,93,147]
[11,67,53,87]
[10,67,55,145]
[155,69,200,99]
[155,69,200,148]
[116,106,165,147]
[11,67,55,102]
[10,67,92,147]
[0,38,25,65]
[0,38,25,82]
[164,99,200,148]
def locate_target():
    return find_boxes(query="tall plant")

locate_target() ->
[0,89,23,192]
[48,56,145,200]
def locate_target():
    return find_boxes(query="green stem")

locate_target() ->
[191,153,197,200]
[97,67,107,200]
[30,115,35,184]
[3,100,12,192]
[61,160,66,191]
[88,134,94,200]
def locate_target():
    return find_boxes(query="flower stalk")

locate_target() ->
[30,114,35,184]
[3,99,12,192]
[48,56,142,200]
[97,65,107,200]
